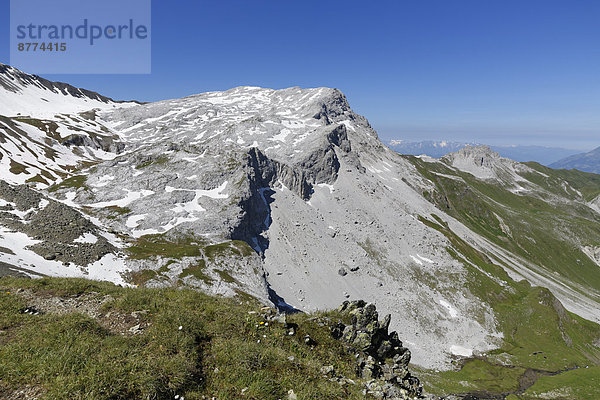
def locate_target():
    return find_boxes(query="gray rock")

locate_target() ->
[304,334,317,346]
[332,300,423,398]
[320,365,335,376]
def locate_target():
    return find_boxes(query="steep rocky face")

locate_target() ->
[70,86,369,249]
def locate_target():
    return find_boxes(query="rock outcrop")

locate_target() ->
[332,300,424,399]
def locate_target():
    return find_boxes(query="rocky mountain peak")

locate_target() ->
[443,145,501,166]
[101,85,375,164]
[441,145,519,180]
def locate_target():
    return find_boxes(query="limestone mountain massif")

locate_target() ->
[1,63,600,394]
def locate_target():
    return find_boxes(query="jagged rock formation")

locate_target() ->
[332,300,423,399]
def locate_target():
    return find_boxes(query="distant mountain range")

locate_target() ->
[550,146,600,173]
[387,140,582,166]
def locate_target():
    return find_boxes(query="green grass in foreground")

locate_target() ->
[519,366,600,400]
[0,277,365,400]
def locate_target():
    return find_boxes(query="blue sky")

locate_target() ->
[1,0,599,149]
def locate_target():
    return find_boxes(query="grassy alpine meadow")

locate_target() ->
[0,277,366,400]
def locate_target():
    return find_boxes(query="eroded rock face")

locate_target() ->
[332,300,424,399]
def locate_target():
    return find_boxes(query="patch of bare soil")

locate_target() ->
[11,288,151,336]
[0,382,44,400]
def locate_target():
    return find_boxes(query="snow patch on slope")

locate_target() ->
[0,227,128,285]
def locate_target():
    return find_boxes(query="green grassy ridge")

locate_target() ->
[407,155,600,292]
[179,261,213,284]
[416,216,600,398]
[422,216,600,370]
[405,156,600,399]
[125,234,256,286]
[126,234,208,260]
[0,277,367,400]
[415,359,525,395]
[522,162,600,202]
[126,234,254,260]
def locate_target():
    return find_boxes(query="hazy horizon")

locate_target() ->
[374,128,595,152]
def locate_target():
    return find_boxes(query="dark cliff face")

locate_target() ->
[230,123,358,252]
